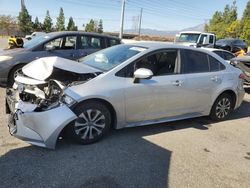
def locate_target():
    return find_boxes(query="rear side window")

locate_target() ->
[108,39,120,47]
[181,49,209,73]
[208,55,226,72]
[80,35,102,49]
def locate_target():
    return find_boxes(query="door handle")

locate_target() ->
[172,80,183,86]
[211,76,219,82]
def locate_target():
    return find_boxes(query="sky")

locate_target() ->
[0,0,249,32]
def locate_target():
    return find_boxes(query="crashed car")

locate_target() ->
[6,43,245,149]
[230,56,250,84]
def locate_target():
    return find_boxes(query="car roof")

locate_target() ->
[202,47,234,54]
[45,31,120,40]
[179,31,214,35]
[127,42,211,51]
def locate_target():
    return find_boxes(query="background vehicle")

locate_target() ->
[6,43,245,149]
[230,56,250,84]
[203,48,235,63]
[0,31,121,87]
[8,36,24,49]
[215,38,248,53]
[175,31,216,47]
[25,32,46,40]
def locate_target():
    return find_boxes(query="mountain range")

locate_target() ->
[123,23,205,37]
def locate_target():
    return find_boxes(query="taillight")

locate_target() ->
[239,73,245,79]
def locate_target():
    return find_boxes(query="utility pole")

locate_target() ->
[119,0,125,39]
[21,0,25,8]
[138,8,143,37]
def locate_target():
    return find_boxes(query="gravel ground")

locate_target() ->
[0,87,250,188]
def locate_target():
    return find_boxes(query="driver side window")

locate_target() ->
[116,50,178,78]
[44,36,77,50]
[45,37,63,50]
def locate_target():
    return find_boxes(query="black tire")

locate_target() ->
[67,101,111,144]
[209,93,234,121]
[8,64,24,87]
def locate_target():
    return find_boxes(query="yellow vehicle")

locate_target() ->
[8,36,24,49]
[234,48,246,57]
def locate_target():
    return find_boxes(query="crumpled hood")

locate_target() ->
[22,56,100,81]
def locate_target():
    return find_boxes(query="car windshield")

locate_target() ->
[79,44,147,71]
[23,35,50,49]
[178,33,200,43]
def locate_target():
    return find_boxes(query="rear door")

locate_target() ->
[78,35,104,58]
[180,49,224,113]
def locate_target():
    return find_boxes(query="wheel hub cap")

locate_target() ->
[74,109,106,139]
[215,98,231,119]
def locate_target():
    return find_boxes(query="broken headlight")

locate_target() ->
[61,94,76,107]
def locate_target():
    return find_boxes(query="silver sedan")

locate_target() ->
[6,43,245,149]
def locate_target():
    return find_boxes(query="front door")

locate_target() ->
[121,49,189,123]
[44,35,78,60]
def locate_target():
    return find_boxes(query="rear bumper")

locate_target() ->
[6,90,77,149]
[235,88,245,109]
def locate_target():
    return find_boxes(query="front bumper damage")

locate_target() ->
[6,89,77,149]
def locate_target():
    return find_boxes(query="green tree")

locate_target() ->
[227,20,240,38]
[43,10,53,32]
[17,5,32,34]
[240,0,250,43]
[223,1,237,25]
[33,17,42,31]
[0,15,17,35]
[56,7,65,31]
[85,19,96,32]
[97,19,103,33]
[241,19,250,44]
[67,17,77,31]
[206,11,225,38]
[205,1,238,39]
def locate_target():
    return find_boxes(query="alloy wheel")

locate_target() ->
[215,97,231,119]
[74,109,106,140]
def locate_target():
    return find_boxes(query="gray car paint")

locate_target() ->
[0,31,120,86]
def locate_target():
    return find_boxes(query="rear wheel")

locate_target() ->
[210,94,234,121]
[68,101,111,144]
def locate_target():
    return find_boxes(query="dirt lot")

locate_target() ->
[0,87,250,188]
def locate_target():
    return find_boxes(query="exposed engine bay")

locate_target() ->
[8,62,101,112]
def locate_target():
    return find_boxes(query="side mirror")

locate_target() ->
[133,68,153,83]
[45,45,55,51]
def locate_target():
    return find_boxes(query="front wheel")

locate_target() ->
[8,65,24,87]
[209,94,234,121]
[68,101,111,144]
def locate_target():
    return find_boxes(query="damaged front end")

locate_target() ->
[6,56,101,149]
[231,56,250,85]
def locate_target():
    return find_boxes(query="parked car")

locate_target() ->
[202,48,235,63]
[6,43,245,149]
[230,56,250,84]
[175,31,216,47]
[0,31,121,87]
[25,32,46,40]
[215,38,248,53]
